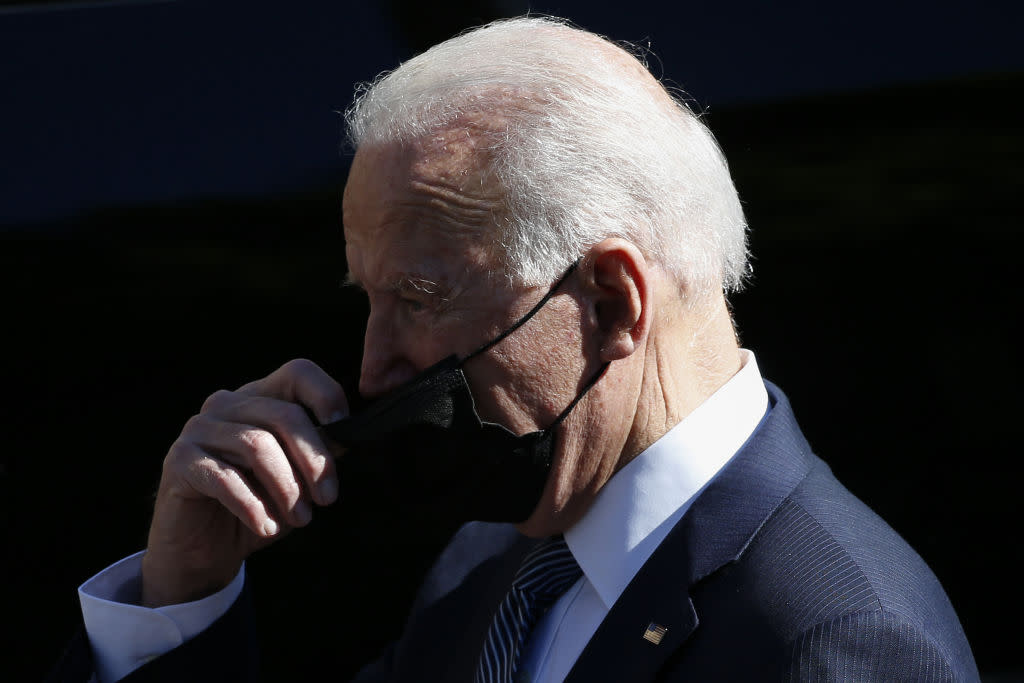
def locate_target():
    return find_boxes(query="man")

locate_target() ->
[51,17,978,682]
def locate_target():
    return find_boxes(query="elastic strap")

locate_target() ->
[547,361,610,430]
[464,260,580,362]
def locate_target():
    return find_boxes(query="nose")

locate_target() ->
[358,309,418,399]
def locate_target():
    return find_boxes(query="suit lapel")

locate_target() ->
[564,547,701,682]
[565,382,816,682]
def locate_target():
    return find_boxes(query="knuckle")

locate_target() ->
[201,389,234,414]
[262,476,300,515]
[164,438,197,470]
[281,479,302,504]
[181,454,219,488]
[204,462,230,488]
[260,401,307,436]
[239,495,264,521]
[203,461,242,495]
[181,412,207,436]
[277,401,308,429]
[307,450,328,477]
[239,428,275,459]
[282,357,318,376]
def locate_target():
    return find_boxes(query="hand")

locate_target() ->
[141,359,347,607]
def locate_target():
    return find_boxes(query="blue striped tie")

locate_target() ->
[475,535,583,683]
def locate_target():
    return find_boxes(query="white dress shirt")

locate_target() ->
[517,349,768,682]
[79,350,768,682]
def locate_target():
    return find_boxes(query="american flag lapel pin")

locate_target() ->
[642,622,668,645]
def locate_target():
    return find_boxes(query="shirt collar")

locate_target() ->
[564,349,769,609]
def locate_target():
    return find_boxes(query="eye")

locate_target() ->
[400,296,428,314]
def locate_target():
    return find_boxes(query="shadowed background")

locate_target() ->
[2,0,1021,680]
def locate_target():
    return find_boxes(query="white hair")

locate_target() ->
[345,16,749,299]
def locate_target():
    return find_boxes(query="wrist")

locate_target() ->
[141,549,240,607]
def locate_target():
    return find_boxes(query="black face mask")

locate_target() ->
[321,261,608,524]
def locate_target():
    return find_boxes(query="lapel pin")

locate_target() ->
[643,622,668,645]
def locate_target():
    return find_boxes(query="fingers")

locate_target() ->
[183,413,318,529]
[166,358,347,540]
[195,393,337,498]
[179,446,283,538]
[145,359,349,606]
[237,358,349,425]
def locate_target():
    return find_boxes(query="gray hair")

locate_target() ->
[345,17,748,299]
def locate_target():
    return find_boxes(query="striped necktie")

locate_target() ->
[475,535,583,683]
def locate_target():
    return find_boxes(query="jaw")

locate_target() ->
[513,393,632,538]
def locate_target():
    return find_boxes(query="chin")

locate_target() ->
[514,496,578,539]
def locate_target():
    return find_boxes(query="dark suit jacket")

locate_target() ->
[49,382,979,682]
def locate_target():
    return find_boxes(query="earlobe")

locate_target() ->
[585,239,650,362]
[600,331,636,361]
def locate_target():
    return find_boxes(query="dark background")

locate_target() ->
[2,0,1021,680]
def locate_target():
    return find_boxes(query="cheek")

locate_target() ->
[516,313,586,393]
[466,328,584,431]
[401,326,472,377]
[361,298,462,393]
[464,352,526,428]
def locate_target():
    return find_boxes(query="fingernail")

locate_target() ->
[318,477,338,505]
[263,519,279,537]
[327,409,346,423]
[294,499,313,525]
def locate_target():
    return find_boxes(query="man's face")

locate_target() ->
[342,133,649,536]
[342,134,591,457]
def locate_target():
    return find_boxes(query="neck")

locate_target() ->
[616,292,742,473]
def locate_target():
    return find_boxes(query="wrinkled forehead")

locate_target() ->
[346,113,515,241]
[349,99,529,186]
[342,126,509,290]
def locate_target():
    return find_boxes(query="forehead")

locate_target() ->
[342,132,503,288]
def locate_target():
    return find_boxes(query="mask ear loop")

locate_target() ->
[462,259,581,363]
[545,360,610,431]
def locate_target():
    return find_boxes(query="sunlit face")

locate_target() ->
[341,135,588,440]
[342,133,644,536]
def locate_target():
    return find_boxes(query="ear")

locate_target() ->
[580,239,651,362]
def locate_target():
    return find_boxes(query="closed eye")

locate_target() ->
[342,272,452,315]
[399,296,428,313]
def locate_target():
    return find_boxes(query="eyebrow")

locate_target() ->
[343,271,455,305]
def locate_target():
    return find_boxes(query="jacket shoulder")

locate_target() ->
[784,608,974,682]
[738,460,979,681]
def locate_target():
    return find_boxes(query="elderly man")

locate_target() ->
[52,17,977,683]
